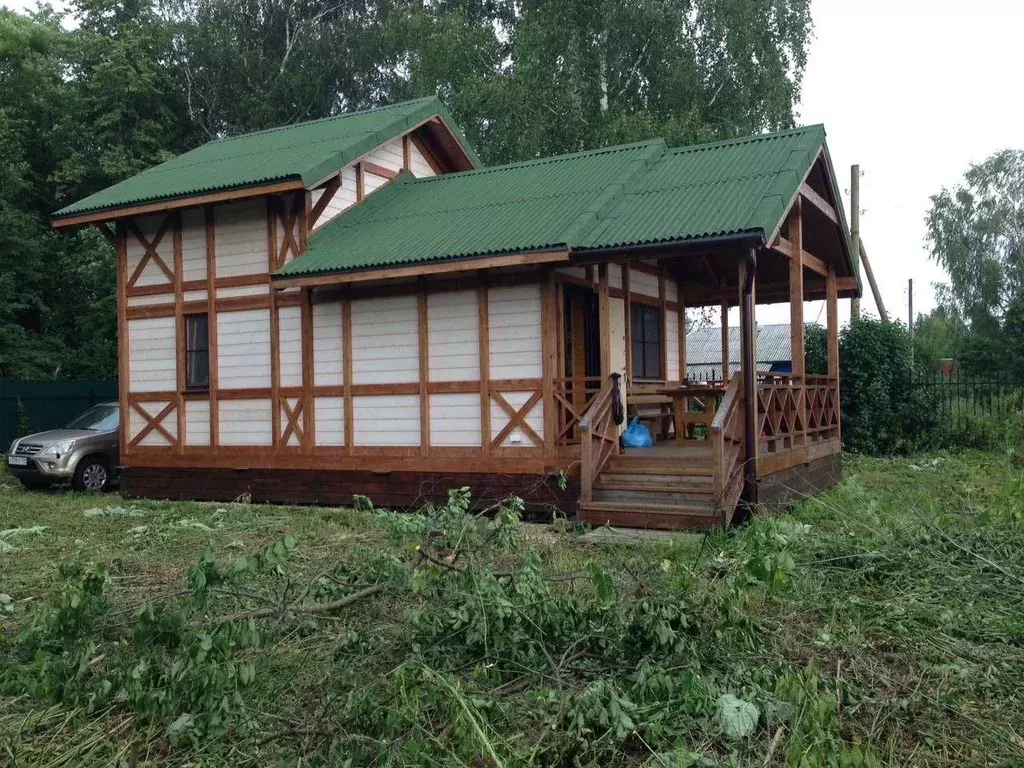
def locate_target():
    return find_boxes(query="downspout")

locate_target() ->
[741,247,759,505]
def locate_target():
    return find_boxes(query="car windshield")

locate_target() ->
[65,405,120,432]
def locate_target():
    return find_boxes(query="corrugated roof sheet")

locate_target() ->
[686,323,792,367]
[279,124,827,278]
[55,97,478,218]
[277,140,666,276]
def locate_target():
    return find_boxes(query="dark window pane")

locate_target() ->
[185,314,210,388]
[630,303,663,379]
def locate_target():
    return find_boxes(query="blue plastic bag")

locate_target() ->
[621,417,654,448]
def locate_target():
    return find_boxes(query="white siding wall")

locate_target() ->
[629,267,660,298]
[608,264,623,290]
[314,397,345,446]
[665,310,680,381]
[128,317,176,392]
[428,290,479,382]
[488,285,542,380]
[126,214,173,288]
[219,399,272,446]
[351,295,418,384]
[129,401,176,446]
[665,276,678,303]
[353,396,420,446]
[430,393,480,447]
[311,166,359,232]
[363,169,388,196]
[365,139,405,174]
[409,141,435,178]
[181,208,207,282]
[215,200,268,278]
[185,399,210,446]
[277,306,302,388]
[127,294,174,308]
[218,309,271,389]
[312,301,344,386]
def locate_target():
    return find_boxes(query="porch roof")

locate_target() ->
[276,124,834,280]
[53,97,478,222]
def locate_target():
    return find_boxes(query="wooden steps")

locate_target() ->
[579,443,726,531]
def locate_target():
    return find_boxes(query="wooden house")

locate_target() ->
[52,97,857,529]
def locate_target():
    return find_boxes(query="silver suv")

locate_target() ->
[5,403,119,492]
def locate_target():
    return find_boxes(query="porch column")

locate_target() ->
[739,251,758,503]
[826,266,840,438]
[720,302,730,381]
[678,297,687,382]
[598,264,611,380]
[789,198,806,447]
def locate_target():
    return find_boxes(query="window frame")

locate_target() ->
[630,303,663,381]
[184,312,210,392]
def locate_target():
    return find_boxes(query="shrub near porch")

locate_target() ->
[1,452,1022,766]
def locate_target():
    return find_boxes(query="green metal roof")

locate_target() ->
[277,124,831,279]
[54,96,479,219]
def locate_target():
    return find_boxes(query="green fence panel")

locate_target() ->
[0,380,118,449]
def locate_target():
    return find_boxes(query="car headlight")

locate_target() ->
[42,439,76,457]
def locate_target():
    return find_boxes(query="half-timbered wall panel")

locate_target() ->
[364,139,405,174]
[488,284,543,380]
[129,401,177,446]
[127,294,175,308]
[314,397,345,446]
[219,399,273,446]
[311,167,359,232]
[185,399,211,446]
[629,267,660,298]
[181,208,207,282]
[214,200,269,278]
[363,169,389,196]
[126,214,174,288]
[608,263,623,289]
[665,310,680,381]
[128,316,176,392]
[353,395,420,446]
[490,391,544,448]
[429,393,481,446]
[427,290,479,382]
[312,301,344,386]
[409,141,436,178]
[277,305,303,388]
[351,295,418,384]
[217,309,271,389]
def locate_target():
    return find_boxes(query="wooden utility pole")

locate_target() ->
[859,243,889,322]
[850,165,862,321]
[908,278,914,335]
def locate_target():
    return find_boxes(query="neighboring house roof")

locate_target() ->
[53,97,478,220]
[686,324,792,371]
[277,124,830,279]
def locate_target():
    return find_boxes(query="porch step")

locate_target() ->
[592,488,714,505]
[580,500,723,531]
[603,460,715,477]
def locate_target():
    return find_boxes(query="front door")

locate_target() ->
[562,285,602,422]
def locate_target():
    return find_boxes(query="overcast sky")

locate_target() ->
[5,0,1022,330]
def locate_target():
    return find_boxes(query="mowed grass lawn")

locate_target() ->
[1,452,1023,767]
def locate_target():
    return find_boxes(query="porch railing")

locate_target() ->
[757,373,839,452]
[553,376,603,445]
[804,374,840,441]
[710,374,745,517]
[579,375,621,504]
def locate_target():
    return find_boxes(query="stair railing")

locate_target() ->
[578,374,622,504]
[710,373,745,520]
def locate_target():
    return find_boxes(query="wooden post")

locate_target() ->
[678,297,686,383]
[115,221,129,457]
[623,266,632,383]
[418,287,430,455]
[204,206,219,451]
[740,252,759,502]
[542,270,558,459]
[342,297,354,454]
[598,264,611,380]
[827,267,840,438]
[789,199,806,447]
[850,164,861,321]
[300,287,314,452]
[173,212,185,453]
[720,302,730,381]
[478,284,491,456]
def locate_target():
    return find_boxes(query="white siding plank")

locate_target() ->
[314,397,345,446]
[428,290,479,382]
[217,309,271,389]
[313,301,344,386]
[630,268,660,298]
[488,285,542,380]
[430,393,481,447]
[351,295,419,384]
[128,317,176,393]
[181,208,207,283]
[353,395,420,446]
[185,399,210,446]
[218,399,272,446]
[214,200,269,278]
[277,306,302,388]
[665,311,680,381]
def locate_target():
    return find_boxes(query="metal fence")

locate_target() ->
[901,372,1024,425]
[0,380,118,449]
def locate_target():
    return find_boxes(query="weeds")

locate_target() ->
[1,454,1023,766]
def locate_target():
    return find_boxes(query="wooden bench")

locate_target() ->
[627,394,675,442]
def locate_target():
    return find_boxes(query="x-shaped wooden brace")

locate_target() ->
[553,390,584,441]
[129,401,177,447]
[280,398,305,446]
[274,194,305,270]
[127,216,174,288]
[490,390,543,449]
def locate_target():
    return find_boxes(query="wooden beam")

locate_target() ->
[300,288,315,452]
[541,271,557,459]
[363,161,399,181]
[678,297,686,382]
[772,235,828,277]
[789,199,806,448]
[205,206,219,450]
[598,264,611,380]
[173,212,185,453]
[271,250,571,289]
[116,221,129,456]
[658,267,668,382]
[800,182,839,225]
[826,267,839,379]
[720,303,730,381]
[342,297,354,454]
[355,163,365,202]
[96,222,117,248]
[402,135,412,171]
[418,288,430,455]
[623,266,632,382]
[478,284,490,456]
[52,178,306,229]
[309,176,341,229]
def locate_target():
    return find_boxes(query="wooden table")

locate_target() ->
[656,385,727,443]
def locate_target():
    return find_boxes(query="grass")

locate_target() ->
[1,452,1023,766]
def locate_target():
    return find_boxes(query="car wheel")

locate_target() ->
[73,456,111,492]
[19,478,51,491]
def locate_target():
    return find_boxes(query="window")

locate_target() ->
[185,314,210,389]
[631,304,662,380]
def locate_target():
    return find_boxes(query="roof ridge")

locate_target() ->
[410,139,666,183]
[209,96,439,144]
[667,124,825,155]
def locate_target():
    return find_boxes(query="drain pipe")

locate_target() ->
[741,247,759,505]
